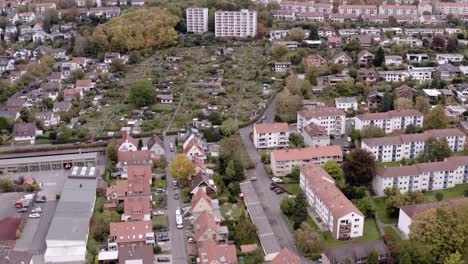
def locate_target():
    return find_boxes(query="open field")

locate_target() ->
[322,218,381,248]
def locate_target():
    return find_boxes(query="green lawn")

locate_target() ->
[154,178,167,189]
[221,203,244,221]
[373,197,397,224]
[152,215,168,229]
[322,218,381,248]
[451,149,468,157]
[278,183,301,195]
[152,104,175,112]
[378,160,402,168]
[423,183,468,202]
[383,226,402,241]
[153,194,167,209]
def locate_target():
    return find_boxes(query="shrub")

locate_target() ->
[16,230,21,239]
[153,245,161,254]
[56,194,61,200]
[435,192,444,201]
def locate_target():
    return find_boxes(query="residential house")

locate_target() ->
[272,248,301,264]
[305,54,327,68]
[299,106,344,137]
[63,88,83,101]
[190,172,217,197]
[352,35,372,48]
[18,12,36,23]
[253,122,289,149]
[75,79,94,91]
[274,62,292,72]
[406,53,429,63]
[117,133,138,152]
[322,240,390,264]
[116,151,152,174]
[362,128,466,162]
[378,70,410,82]
[13,123,36,144]
[0,110,20,121]
[407,66,433,82]
[398,198,468,238]
[197,239,237,264]
[300,164,364,239]
[332,52,352,65]
[394,38,423,47]
[301,122,330,147]
[35,112,60,127]
[379,4,417,16]
[395,84,415,99]
[145,135,165,160]
[373,157,468,196]
[357,50,375,66]
[53,101,72,112]
[436,64,461,81]
[117,244,154,264]
[357,68,379,83]
[6,98,27,111]
[327,36,342,49]
[108,221,155,246]
[184,138,207,162]
[193,211,228,243]
[122,197,151,222]
[385,55,403,66]
[355,109,424,133]
[270,145,343,176]
[335,97,358,111]
[0,58,15,72]
[156,94,173,104]
[318,27,336,37]
[338,4,378,15]
[435,53,464,64]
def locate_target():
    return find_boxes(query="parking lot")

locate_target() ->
[0,192,28,218]
[2,170,69,200]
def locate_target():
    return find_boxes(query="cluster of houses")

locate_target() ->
[273,1,468,23]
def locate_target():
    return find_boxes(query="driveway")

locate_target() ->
[239,92,310,263]
[162,135,188,264]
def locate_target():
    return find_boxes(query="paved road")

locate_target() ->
[239,92,310,263]
[162,134,188,264]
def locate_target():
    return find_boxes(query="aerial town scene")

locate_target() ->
[0,0,467,263]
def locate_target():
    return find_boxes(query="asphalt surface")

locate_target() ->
[163,134,188,264]
[239,92,311,263]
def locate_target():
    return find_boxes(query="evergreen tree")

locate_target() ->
[399,252,412,264]
[373,47,385,67]
[308,26,319,40]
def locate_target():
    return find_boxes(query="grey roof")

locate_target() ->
[0,152,97,166]
[46,167,98,242]
[146,134,164,149]
[335,97,357,104]
[324,240,390,264]
[437,63,461,73]
[13,123,36,138]
[0,110,19,120]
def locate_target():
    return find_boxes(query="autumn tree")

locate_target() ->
[385,188,424,217]
[415,96,431,114]
[394,98,414,110]
[343,149,376,186]
[275,91,303,123]
[220,118,238,136]
[360,126,385,139]
[322,160,343,186]
[293,222,325,254]
[106,140,118,163]
[288,28,305,41]
[271,45,288,59]
[423,105,448,130]
[128,80,156,108]
[170,154,196,182]
[418,138,451,162]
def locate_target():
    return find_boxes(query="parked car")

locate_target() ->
[29,213,40,218]
[157,257,171,262]
[31,207,42,213]
[156,188,166,194]
[272,177,283,183]
[158,236,170,242]
[275,189,284,194]
[273,187,282,192]
[17,208,28,213]
[169,143,174,152]
[174,193,179,200]
[173,180,178,189]
[251,177,257,181]
[153,210,165,216]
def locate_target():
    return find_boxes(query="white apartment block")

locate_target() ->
[253,122,289,149]
[379,4,417,15]
[335,97,358,111]
[186,8,208,33]
[378,70,410,82]
[215,10,257,38]
[373,156,468,196]
[393,38,423,47]
[437,2,468,16]
[362,128,466,162]
[436,53,464,64]
[407,66,433,82]
[385,55,403,66]
[355,109,424,133]
[297,107,346,137]
[300,164,364,240]
[280,1,333,14]
[270,146,342,176]
[405,28,444,36]
[338,5,378,15]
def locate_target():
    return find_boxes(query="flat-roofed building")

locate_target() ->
[215,10,257,38]
[300,164,364,239]
[271,145,343,176]
[44,167,98,263]
[186,8,208,33]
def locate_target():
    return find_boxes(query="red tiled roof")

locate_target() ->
[123,197,151,220]
[298,107,345,120]
[254,122,289,134]
[118,150,151,165]
[75,79,92,87]
[301,163,364,219]
[198,239,237,264]
[272,145,342,162]
[401,198,468,219]
[362,128,465,147]
[109,221,152,243]
[356,109,423,121]
[272,248,301,264]
[339,4,377,8]
[116,133,138,148]
[193,211,221,241]
[191,188,213,209]
[380,4,416,9]
[127,165,151,183]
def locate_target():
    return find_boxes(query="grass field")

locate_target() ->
[154,178,167,189]
[378,160,402,168]
[384,226,402,241]
[152,215,168,229]
[322,218,381,248]
[278,183,301,195]
[220,203,244,221]
[423,183,468,202]
[373,197,397,224]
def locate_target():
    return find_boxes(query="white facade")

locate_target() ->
[186,8,208,33]
[378,70,410,82]
[373,156,468,196]
[335,97,358,111]
[297,107,346,137]
[385,56,403,66]
[355,110,424,134]
[397,209,412,238]
[253,123,289,149]
[118,139,138,152]
[215,10,257,38]
[300,164,364,240]
[14,135,35,144]
[435,53,464,64]
[407,66,433,82]
[362,129,466,162]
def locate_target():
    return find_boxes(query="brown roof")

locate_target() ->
[377,156,468,178]
[123,197,151,220]
[301,163,364,219]
[118,150,151,165]
[401,198,468,219]
[272,248,301,264]
[191,188,213,209]
[13,123,36,137]
[127,165,151,182]
[380,4,416,9]
[272,145,342,162]
[254,122,289,134]
[396,84,415,98]
[109,221,152,243]
[363,128,465,147]
[75,79,92,87]
[193,211,221,241]
[117,133,138,148]
[183,138,205,156]
[198,239,237,264]
[339,4,377,8]
[298,107,345,120]
[356,109,423,121]
[118,244,154,264]
[303,122,327,137]
[240,244,257,253]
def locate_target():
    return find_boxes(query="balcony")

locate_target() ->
[107,236,118,248]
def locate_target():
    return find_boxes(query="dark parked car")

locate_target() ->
[157,257,171,262]
[174,193,179,200]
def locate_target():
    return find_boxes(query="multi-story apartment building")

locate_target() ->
[280,1,333,14]
[297,107,346,137]
[379,4,417,16]
[436,2,468,16]
[300,164,364,240]
[253,122,289,149]
[362,128,466,162]
[270,146,342,176]
[355,109,424,133]
[186,8,208,33]
[214,10,257,38]
[373,156,468,196]
[378,70,410,82]
[338,5,378,15]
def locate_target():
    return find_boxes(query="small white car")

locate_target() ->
[31,207,42,213]
[29,213,40,218]
[272,177,283,183]
[153,210,165,216]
